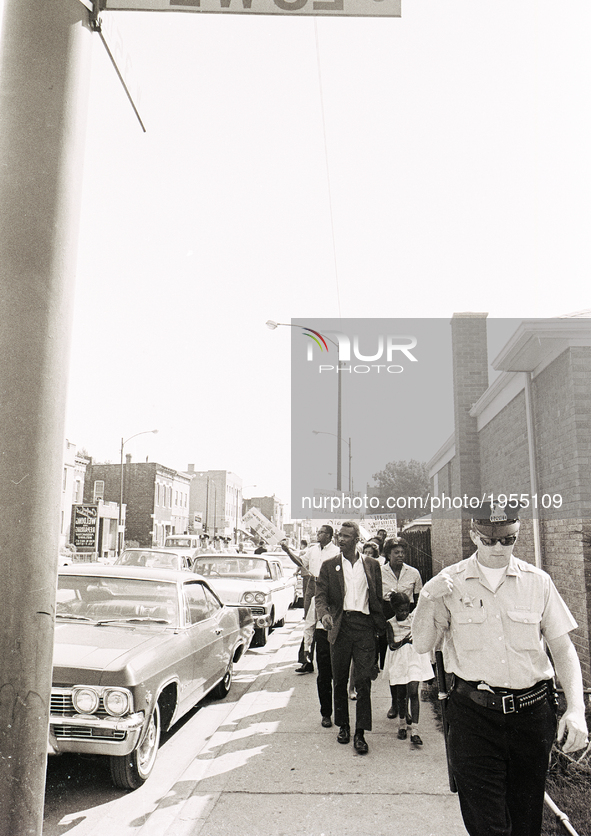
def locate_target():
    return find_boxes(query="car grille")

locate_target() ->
[52,725,126,741]
[51,690,110,719]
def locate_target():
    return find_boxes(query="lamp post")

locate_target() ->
[118,429,158,556]
[313,431,352,493]
[266,320,344,491]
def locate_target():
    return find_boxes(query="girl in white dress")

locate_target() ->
[384,592,433,745]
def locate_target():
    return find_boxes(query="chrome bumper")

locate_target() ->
[48,711,145,757]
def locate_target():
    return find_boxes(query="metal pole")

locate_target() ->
[337,364,342,491]
[0,2,92,834]
[544,793,580,836]
[118,438,124,557]
[348,436,352,494]
[213,482,217,541]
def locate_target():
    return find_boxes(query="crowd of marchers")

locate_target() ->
[281,509,589,836]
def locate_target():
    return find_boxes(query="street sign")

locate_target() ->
[102,0,400,18]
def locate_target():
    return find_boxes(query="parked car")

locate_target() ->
[115,548,192,572]
[50,564,254,790]
[192,553,297,647]
[277,553,305,608]
[161,535,203,563]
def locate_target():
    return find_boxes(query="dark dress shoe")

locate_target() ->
[321,716,332,728]
[337,725,350,744]
[354,731,368,754]
[397,727,407,740]
[410,734,423,746]
[387,706,397,719]
[295,662,314,674]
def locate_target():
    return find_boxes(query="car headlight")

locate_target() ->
[72,687,100,714]
[242,592,267,605]
[103,688,131,717]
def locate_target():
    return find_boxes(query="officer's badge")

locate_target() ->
[489,503,507,523]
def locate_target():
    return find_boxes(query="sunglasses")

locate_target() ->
[477,534,517,547]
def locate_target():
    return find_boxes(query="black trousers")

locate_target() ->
[330,612,375,731]
[447,689,556,836]
[314,627,332,718]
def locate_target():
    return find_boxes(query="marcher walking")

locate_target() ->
[384,591,433,745]
[315,520,386,755]
[282,525,339,673]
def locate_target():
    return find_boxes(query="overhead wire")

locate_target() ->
[314,20,342,319]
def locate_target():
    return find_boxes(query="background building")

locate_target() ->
[60,439,89,552]
[186,467,243,543]
[84,458,190,549]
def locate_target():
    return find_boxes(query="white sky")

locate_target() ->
[66,0,591,520]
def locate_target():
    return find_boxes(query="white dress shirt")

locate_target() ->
[342,556,370,614]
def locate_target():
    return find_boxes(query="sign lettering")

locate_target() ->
[73,505,98,549]
[103,0,400,17]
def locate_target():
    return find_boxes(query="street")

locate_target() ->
[43,609,466,836]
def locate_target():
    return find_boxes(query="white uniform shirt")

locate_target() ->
[413,554,577,689]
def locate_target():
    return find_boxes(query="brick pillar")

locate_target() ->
[451,313,489,557]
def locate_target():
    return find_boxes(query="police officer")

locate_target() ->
[413,502,588,836]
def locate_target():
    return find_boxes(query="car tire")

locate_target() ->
[252,626,268,647]
[212,661,233,699]
[274,616,285,628]
[110,701,161,790]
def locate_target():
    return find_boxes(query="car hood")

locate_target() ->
[53,621,171,687]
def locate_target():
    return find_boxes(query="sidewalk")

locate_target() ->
[140,611,468,836]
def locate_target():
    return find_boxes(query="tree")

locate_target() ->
[370,459,430,522]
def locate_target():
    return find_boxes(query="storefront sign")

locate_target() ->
[73,505,98,549]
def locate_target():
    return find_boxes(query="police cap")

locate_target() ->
[470,500,520,538]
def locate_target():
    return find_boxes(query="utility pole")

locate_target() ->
[0,2,92,834]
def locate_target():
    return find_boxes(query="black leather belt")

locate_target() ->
[454,678,550,714]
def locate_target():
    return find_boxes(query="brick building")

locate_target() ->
[84,459,190,549]
[428,314,591,684]
[242,495,284,531]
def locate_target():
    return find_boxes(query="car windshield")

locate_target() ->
[116,550,182,569]
[56,575,179,624]
[193,556,272,580]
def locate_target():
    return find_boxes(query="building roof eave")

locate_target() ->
[492,318,591,373]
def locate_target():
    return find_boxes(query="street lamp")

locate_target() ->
[118,429,158,556]
[313,430,352,493]
[266,319,345,491]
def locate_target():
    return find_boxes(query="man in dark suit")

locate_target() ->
[315,520,386,754]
